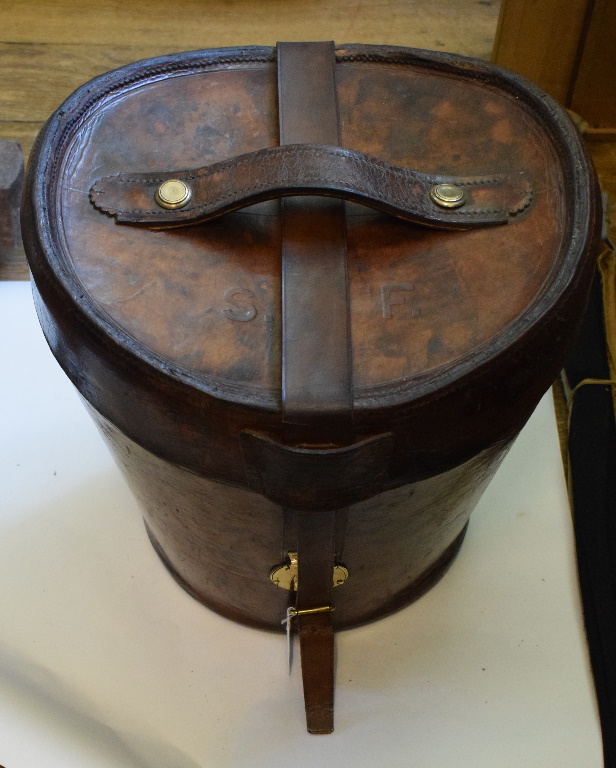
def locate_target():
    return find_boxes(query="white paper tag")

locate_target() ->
[281,607,297,674]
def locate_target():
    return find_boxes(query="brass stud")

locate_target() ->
[155,179,192,210]
[430,183,466,209]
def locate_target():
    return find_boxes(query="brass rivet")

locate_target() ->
[155,179,191,210]
[430,183,466,209]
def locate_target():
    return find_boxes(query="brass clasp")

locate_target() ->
[270,551,349,590]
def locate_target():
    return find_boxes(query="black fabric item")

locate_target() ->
[566,268,616,768]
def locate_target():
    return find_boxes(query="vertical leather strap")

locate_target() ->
[277,41,352,735]
[296,510,336,733]
[278,40,353,446]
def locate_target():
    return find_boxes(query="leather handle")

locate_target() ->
[89,143,532,229]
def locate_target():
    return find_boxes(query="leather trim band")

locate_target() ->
[90,143,532,229]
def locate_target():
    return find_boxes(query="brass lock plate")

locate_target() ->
[270,551,349,590]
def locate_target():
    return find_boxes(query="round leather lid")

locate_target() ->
[26,44,596,411]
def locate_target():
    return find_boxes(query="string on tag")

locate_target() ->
[282,607,298,674]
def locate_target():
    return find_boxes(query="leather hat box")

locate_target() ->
[21,41,600,733]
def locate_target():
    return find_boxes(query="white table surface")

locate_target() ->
[0,280,603,767]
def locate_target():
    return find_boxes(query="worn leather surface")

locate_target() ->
[276,42,352,447]
[89,143,532,228]
[295,505,336,733]
[276,40,352,448]
[23,42,601,504]
[297,611,335,734]
[241,429,394,510]
[275,41,344,735]
[23,42,600,636]
[87,400,502,632]
[23,43,600,491]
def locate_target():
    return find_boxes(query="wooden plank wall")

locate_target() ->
[571,0,616,130]
[493,0,616,134]
[0,0,500,168]
[0,0,501,278]
[492,0,616,270]
[492,0,590,106]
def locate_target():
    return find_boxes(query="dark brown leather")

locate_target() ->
[24,44,600,496]
[89,143,532,228]
[240,429,394,510]
[86,400,505,632]
[296,510,336,734]
[297,611,335,734]
[22,41,601,735]
[280,196,352,443]
[277,41,352,444]
[277,40,346,735]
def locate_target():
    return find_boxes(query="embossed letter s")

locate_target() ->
[222,288,257,322]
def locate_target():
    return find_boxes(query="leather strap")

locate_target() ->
[278,41,353,447]
[296,510,336,734]
[280,195,352,444]
[89,144,532,228]
[278,40,348,735]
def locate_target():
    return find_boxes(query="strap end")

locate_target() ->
[298,610,335,735]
